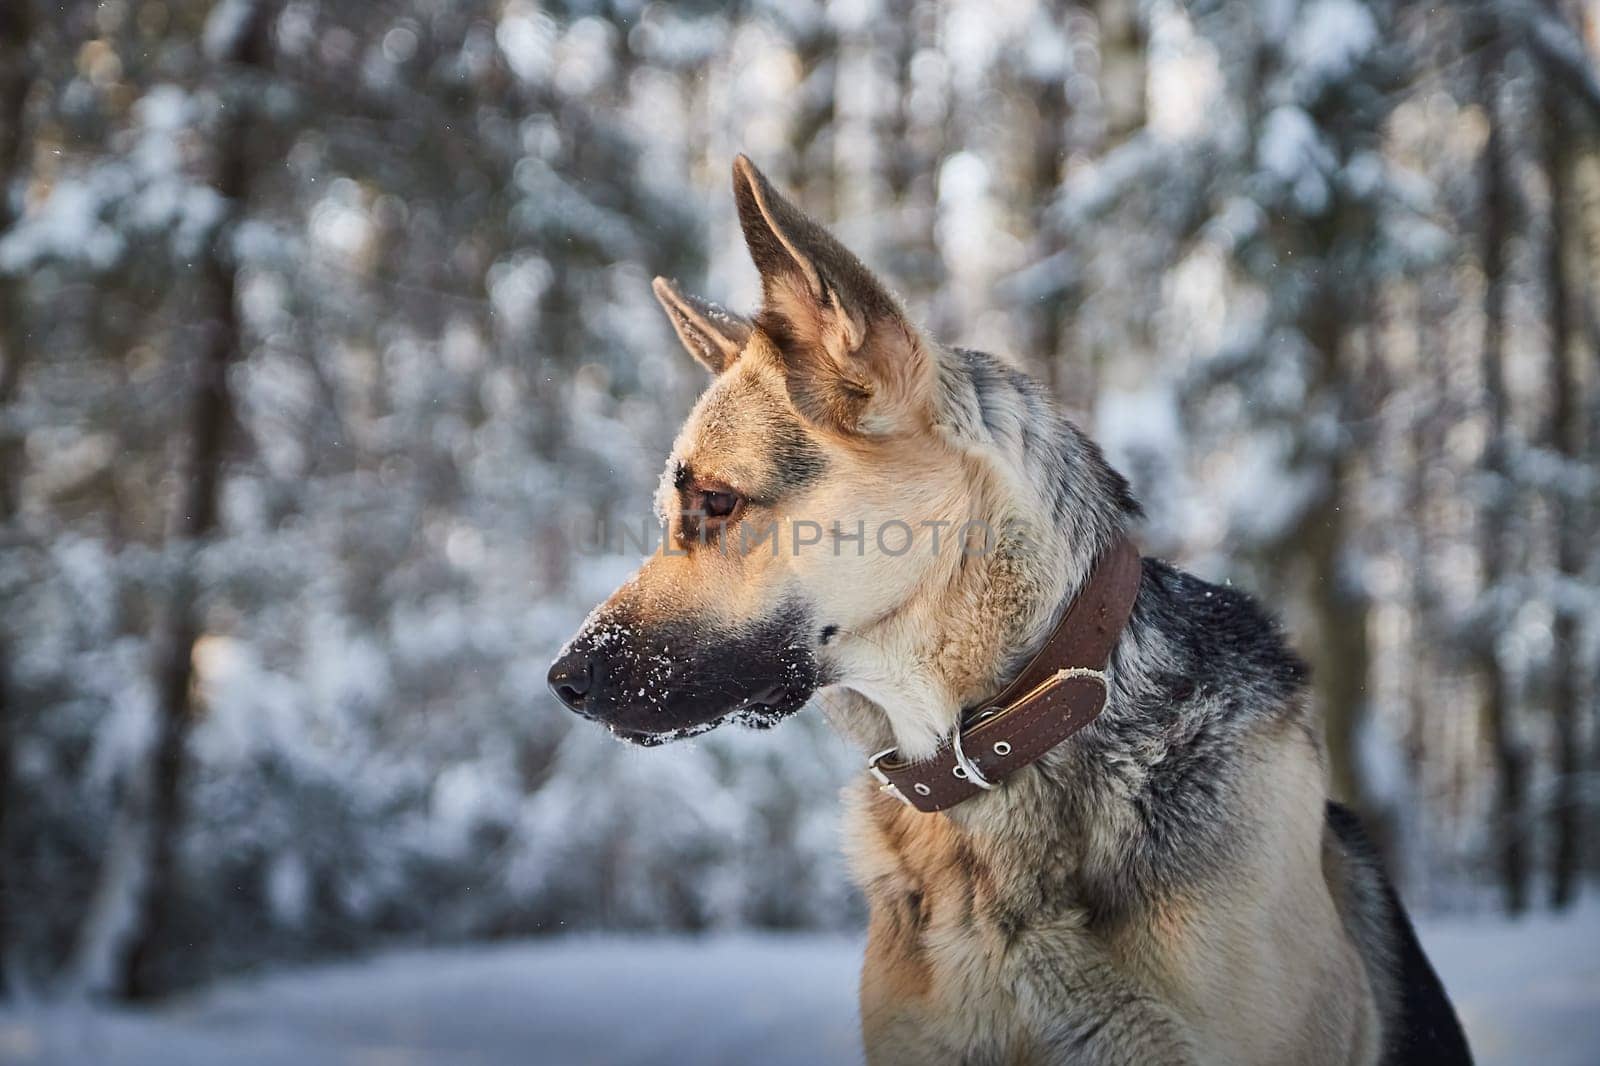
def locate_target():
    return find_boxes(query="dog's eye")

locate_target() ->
[700,490,740,518]
[679,482,744,540]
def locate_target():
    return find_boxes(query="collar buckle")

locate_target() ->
[951,727,997,790]
[868,746,915,807]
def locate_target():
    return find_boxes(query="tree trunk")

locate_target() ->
[1403,277,1458,893]
[1571,121,1600,892]
[116,1,274,999]
[875,0,948,333]
[1296,279,1370,822]
[1024,1,1072,400]
[875,0,942,311]
[0,0,34,1001]
[1474,35,1528,915]
[1541,84,1583,910]
[1303,448,1371,814]
[789,18,837,219]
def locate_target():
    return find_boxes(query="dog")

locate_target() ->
[548,156,1471,1065]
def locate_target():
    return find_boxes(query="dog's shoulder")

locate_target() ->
[1131,557,1308,701]
[1096,557,1313,786]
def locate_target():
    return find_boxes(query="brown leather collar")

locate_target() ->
[867,534,1143,813]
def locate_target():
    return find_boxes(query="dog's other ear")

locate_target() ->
[732,154,930,436]
[652,276,752,375]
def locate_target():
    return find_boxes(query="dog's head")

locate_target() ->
[548,157,988,745]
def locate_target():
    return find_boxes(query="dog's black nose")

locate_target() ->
[548,650,594,712]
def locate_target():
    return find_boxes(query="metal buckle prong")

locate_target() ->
[868,746,915,807]
[951,728,997,790]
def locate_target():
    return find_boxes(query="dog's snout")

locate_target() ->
[547,649,595,713]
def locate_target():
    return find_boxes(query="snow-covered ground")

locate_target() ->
[1415,903,1600,1065]
[2,905,1597,1065]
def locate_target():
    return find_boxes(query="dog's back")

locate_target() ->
[1325,802,1473,1064]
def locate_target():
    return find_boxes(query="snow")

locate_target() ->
[0,177,124,273]
[496,1,558,85]
[201,0,257,61]
[4,904,1599,1065]
[1146,0,1226,142]
[0,84,224,275]
[0,936,864,1066]
[1422,903,1600,1066]
[1288,0,1378,90]
[1257,105,1334,215]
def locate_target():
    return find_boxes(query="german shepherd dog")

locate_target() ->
[548,157,1471,1065]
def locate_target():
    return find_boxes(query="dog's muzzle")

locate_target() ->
[547,606,821,744]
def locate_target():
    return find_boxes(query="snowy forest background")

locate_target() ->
[0,0,1598,1003]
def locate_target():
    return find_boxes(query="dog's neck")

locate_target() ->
[822,347,1138,762]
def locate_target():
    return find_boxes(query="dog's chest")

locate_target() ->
[845,786,1052,1063]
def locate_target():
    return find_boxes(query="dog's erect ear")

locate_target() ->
[652,276,751,375]
[732,155,930,436]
